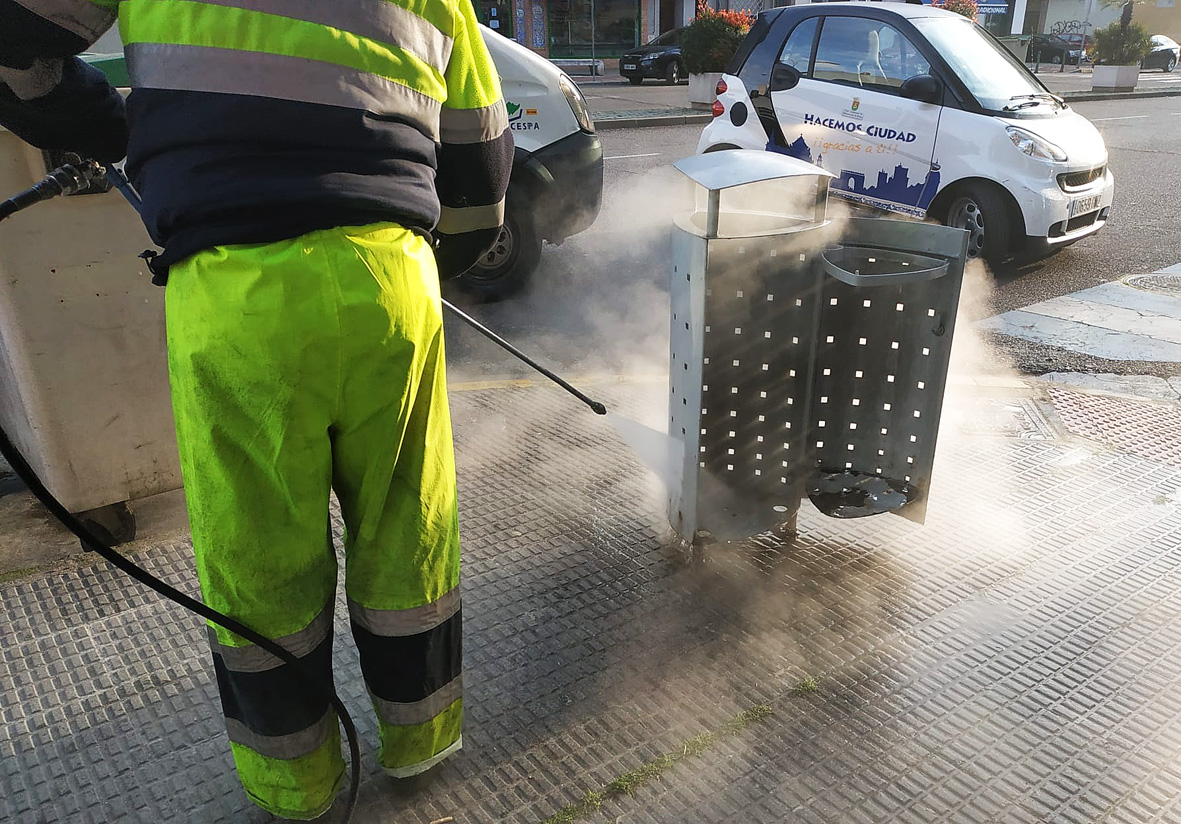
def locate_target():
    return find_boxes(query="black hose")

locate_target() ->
[1,166,362,821]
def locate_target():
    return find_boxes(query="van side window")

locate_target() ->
[813,17,930,90]
[777,17,819,73]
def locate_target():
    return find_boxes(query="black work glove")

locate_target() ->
[433,226,501,280]
[0,57,127,162]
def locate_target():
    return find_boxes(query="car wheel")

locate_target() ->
[1166,56,1177,72]
[1051,54,1062,64]
[944,183,1012,266]
[665,61,681,85]
[455,201,541,302]
[628,75,643,85]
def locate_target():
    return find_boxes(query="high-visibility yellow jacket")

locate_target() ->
[0,0,512,277]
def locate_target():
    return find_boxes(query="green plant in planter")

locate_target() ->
[1093,0,1152,65]
[680,0,753,75]
[1092,18,1152,65]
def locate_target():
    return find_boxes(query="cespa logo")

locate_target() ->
[803,112,917,143]
[506,101,540,131]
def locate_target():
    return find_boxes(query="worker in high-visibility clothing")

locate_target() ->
[0,0,510,817]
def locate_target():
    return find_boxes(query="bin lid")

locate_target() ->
[674,149,833,192]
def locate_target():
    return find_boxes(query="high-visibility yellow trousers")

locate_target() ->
[165,223,462,820]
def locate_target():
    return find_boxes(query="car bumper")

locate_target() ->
[517,130,604,243]
[620,61,665,78]
[1018,168,1115,246]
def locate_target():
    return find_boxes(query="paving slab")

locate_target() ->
[979,274,1181,364]
[3,380,1181,823]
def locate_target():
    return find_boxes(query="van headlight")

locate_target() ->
[558,73,595,134]
[1006,126,1068,162]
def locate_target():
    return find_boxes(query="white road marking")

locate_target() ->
[604,153,663,160]
[979,270,1181,363]
[1091,115,1150,121]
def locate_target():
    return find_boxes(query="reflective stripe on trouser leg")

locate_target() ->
[166,238,350,819]
[327,224,463,775]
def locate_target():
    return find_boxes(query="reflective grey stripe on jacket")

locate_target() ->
[207,601,334,673]
[0,59,62,99]
[13,0,115,41]
[125,43,444,140]
[436,201,505,235]
[188,0,454,72]
[372,674,463,727]
[225,708,336,760]
[440,102,508,144]
[348,586,460,637]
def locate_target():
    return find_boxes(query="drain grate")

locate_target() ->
[1124,274,1181,298]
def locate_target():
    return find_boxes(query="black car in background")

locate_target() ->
[1026,33,1083,65]
[620,28,685,85]
[1145,35,1180,72]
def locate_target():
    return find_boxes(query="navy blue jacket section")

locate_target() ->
[0,57,128,162]
[123,88,441,268]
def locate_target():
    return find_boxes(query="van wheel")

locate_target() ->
[456,202,540,302]
[665,61,682,85]
[945,183,1012,266]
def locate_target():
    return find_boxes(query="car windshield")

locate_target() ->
[648,29,678,47]
[913,17,1053,113]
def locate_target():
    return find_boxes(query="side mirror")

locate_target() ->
[899,74,942,105]
[769,62,801,92]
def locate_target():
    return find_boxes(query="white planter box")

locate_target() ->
[1092,64,1140,91]
[688,72,723,107]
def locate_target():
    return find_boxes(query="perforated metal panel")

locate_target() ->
[669,222,838,542]
[669,213,967,544]
[807,219,968,524]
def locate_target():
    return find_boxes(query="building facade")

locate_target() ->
[473,0,694,59]
[474,0,1180,60]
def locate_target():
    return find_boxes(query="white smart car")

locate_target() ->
[699,2,1114,263]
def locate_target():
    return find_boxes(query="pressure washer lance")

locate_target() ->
[104,163,608,417]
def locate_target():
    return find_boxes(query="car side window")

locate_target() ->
[777,17,819,73]
[813,17,929,90]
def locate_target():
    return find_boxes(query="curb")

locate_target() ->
[595,112,712,130]
[1061,87,1181,102]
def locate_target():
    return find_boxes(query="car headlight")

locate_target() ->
[641,53,659,62]
[558,73,595,134]
[1006,125,1068,162]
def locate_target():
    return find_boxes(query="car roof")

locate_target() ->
[773,1,965,20]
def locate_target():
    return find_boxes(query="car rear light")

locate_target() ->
[716,78,728,96]
[711,100,725,118]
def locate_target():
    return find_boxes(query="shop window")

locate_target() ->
[549,0,639,57]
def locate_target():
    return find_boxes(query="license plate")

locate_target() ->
[623,64,637,71]
[1070,193,1102,217]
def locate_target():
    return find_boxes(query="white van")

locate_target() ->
[698,3,1114,263]
[81,25,603,300]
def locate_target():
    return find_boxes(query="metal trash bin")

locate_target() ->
[666,150,967,547]
[807,218,968,524]
[667,150,837,544]
[0,130,178,542]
